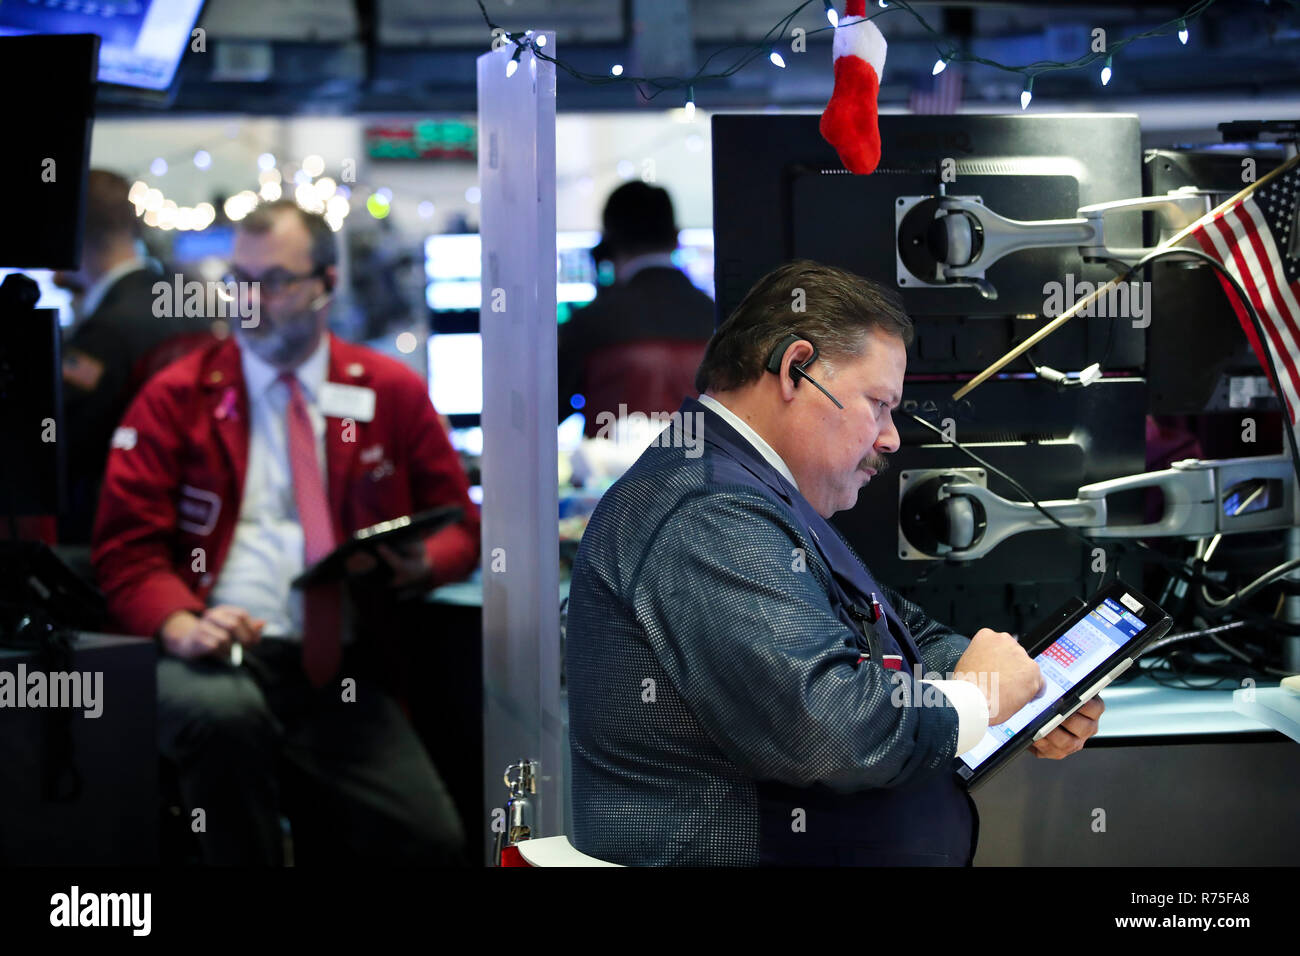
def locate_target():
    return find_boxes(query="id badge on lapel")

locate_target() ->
[847,595,903,672]
[847,602,883,667]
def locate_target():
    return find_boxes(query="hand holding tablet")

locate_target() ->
[1028,694,1105,759]
[290,506,463,590]
[955,580,1173,790]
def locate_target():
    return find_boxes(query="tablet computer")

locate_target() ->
[290,506,464,589]
[955,579,1173,791]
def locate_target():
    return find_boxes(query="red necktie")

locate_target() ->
[280,372,341,688]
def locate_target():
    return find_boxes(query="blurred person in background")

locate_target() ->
[93,200,480,865]
[558,181,716,437]
[56,169,213,545]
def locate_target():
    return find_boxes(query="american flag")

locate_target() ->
[1185,155,1300,424]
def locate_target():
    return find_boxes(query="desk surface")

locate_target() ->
[0,632,151,660]
[1093,674,1276,738]
[432,576,1291,740]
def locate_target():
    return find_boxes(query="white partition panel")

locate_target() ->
[477,34,563,863]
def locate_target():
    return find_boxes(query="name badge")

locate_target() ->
[319,382,375,422]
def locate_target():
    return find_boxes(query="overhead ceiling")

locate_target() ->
[98,0,1300,115]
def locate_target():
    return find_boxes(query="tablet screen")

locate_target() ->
[959,596,1150,771]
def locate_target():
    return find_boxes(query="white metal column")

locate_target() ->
[476,33,563,863]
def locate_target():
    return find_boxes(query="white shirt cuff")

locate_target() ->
[920,679,990,756]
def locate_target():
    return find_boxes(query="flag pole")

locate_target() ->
[952,153,1300,401]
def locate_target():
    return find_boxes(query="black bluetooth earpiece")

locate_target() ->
[765,333,845,409]
[308,268,336,311]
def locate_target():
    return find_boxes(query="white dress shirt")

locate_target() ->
[697,392,989,754]
[698,393,800,489]
[208,334,350,643]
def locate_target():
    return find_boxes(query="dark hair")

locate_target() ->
[694,260,913,393]
[84,169,140,248]
[237,199,338,273]
[593,181,678,260]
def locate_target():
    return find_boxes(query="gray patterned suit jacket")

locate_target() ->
[566,396,978,865]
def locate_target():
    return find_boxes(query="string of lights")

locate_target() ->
[121,148,412,234]
[479,0,1296,112]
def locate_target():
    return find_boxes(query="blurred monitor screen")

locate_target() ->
[0,269,76,328]
[426,231,645,315]
[674,228,715,300]
[424,234,480,312]
[0,0,205,90]
[557,230,599,304]
[427,332,482,416]
[170,225,234,265]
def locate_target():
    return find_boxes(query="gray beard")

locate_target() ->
[237,311,321,368]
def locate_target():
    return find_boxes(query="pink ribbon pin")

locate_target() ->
[215,386,239,421]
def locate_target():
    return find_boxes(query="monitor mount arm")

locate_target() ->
[898,454,1298,562]
[895,186,1214,301]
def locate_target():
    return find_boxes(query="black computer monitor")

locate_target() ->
[0,34,97,271]
[0,297,64,518]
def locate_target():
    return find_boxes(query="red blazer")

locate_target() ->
[91,333,481,638]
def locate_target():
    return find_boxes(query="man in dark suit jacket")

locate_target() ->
[56,169,211,544]
[566,260,1105,865]
[558,181,715,437]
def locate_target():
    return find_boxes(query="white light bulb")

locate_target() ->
[770,50,786,68]
[1020,89,1032,110]
[506,58,518,77]
[685,99,695,120]
[611,63,623,76]
[933,58,947,76]
[1178,21,1189,44]
[1100,64,1111,86]
[535,34,547,47]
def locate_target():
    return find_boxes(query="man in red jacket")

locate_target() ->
[92,199,480,865]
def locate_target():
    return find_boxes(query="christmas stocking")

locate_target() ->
[819,0,887,175]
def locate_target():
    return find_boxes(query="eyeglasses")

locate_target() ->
[222,265,325,297]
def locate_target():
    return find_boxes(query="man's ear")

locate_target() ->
[322,265,338,293]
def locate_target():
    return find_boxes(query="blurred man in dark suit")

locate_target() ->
[55,169,212,543]
[557,182,715,437]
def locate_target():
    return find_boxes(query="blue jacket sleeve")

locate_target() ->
[877,580,972,676]
[630,490,961,794]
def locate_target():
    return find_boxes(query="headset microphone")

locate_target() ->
[765,333,844,409]
[307,271,336,312]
